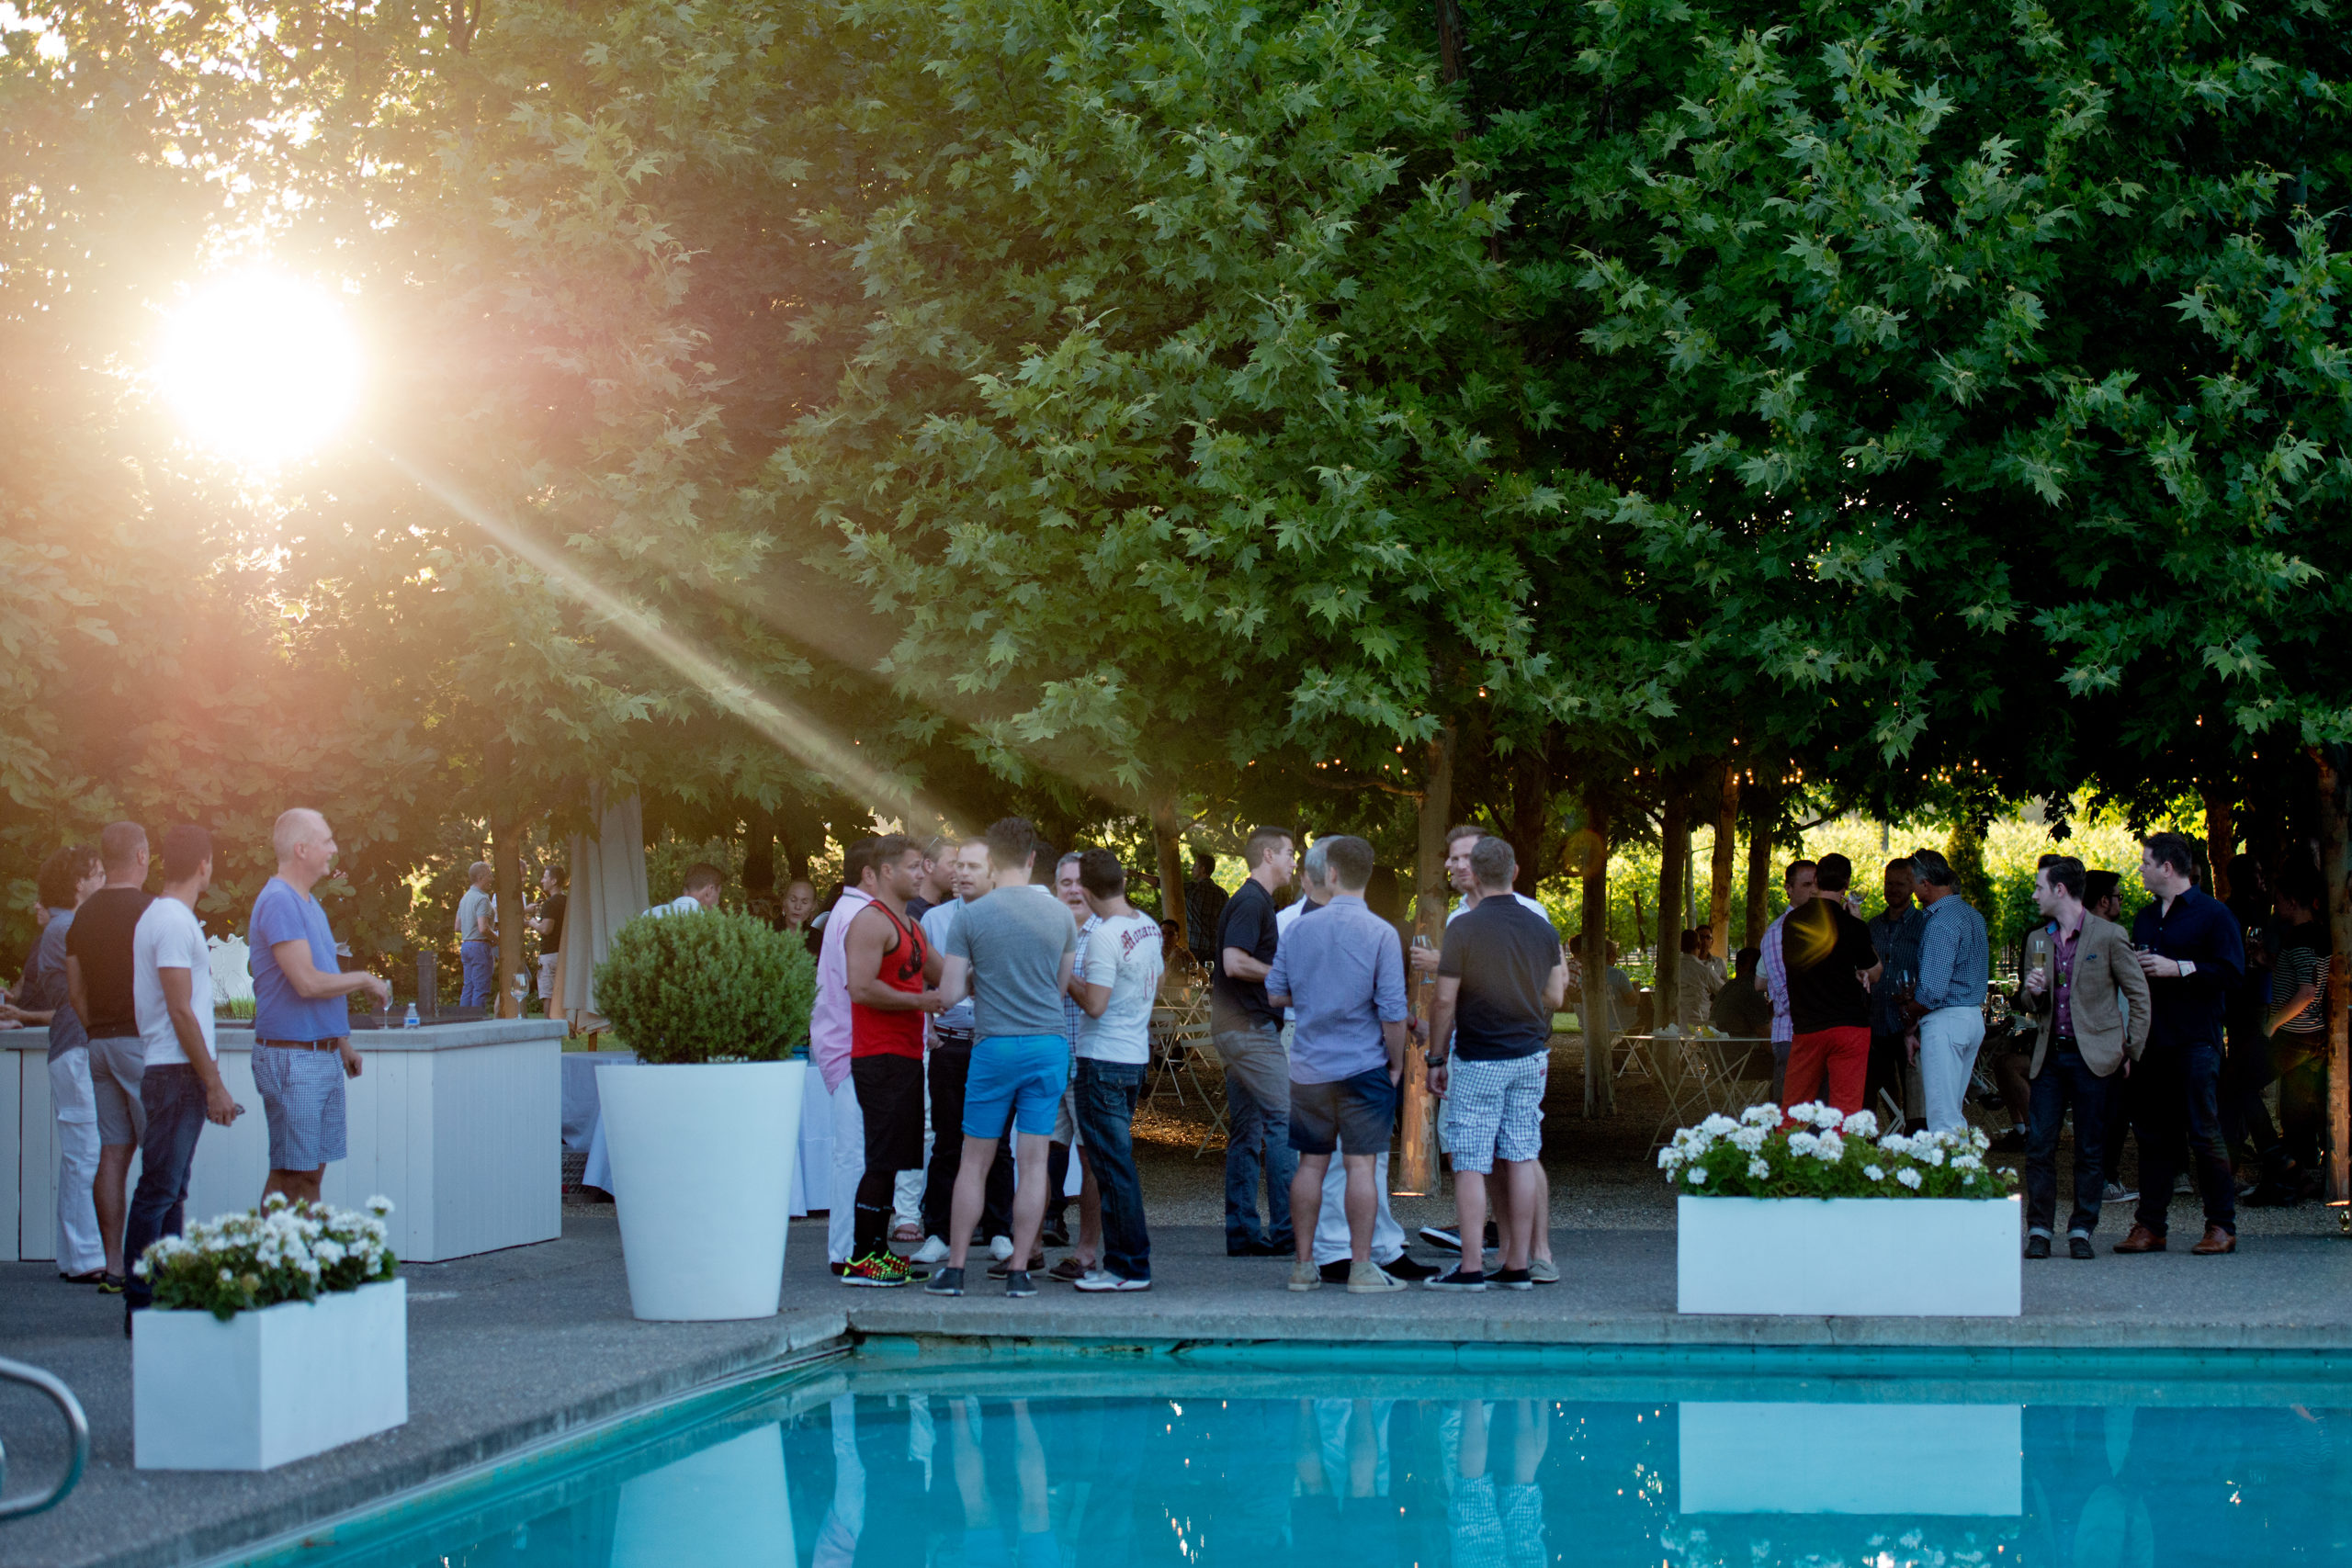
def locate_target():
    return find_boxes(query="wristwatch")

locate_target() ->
[1425,1049,1448,1070]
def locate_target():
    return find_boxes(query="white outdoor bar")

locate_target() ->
[2,1019,566,1264]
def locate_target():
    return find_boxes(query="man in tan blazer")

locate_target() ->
[2018,857,2152,1258]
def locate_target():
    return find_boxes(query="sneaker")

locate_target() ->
[924,1267,967,1296]
[1039,1222,1072,1249]
[1074,1269,1151,1292]
[1288,1259,1323,1292]
[1424,1267,1487,1292]
[1317,1260,1351,1285]
[841,1252,920,1288]
[59,1269,106,1285]
[1348,1259,1407,1293]
[2069,1234,2096,1260]
[2103,1181,2137,1205]
[1525,1258,1560,1285]
[96,1273,125,1295]
[1490,1267,1534,1291]
[989,1235,1015,1262]
[1418,1224,1463,1252]
[912,1235,951,1264]
[1381,1253,1440,1281]
[988,1250,1046,1280]
[1046,1256,1091,1283]
[1003,1269,1038,1298]
[2174,1174,2196,1196]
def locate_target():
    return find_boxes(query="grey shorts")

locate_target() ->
[88,1035,147,1146]
[1441,1053,1548,1173]
[252,1043,348,1170]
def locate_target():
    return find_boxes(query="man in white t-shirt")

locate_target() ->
[1409,825,1561,1281]
[122,825,243,1326]
[1064,849,1161,1291]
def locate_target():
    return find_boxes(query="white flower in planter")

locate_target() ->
[1842,1110,1880,1139]
[1689,1167,1710,1186]
[1814,1131,1844,1162]
[1919,1145,1947,1168]
[1699,1113,1738,1137]
[1747,1157,1771,1180]
[1731,1124,1768,1154]
[1896,1168,1923,1190]
[1742,1103,1781,1127]
[1880,1133,1914,1157]
[1658,1146,1686,1171]
[1788,1131,1819,1157]
[1864,1164,1886,1181]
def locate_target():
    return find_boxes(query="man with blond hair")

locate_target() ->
[457,860,496,1007]
[249,809,390,1203]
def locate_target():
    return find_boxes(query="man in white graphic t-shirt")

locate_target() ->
[1065,849,1161,1291]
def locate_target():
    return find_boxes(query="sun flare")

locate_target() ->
[156,271,362,468]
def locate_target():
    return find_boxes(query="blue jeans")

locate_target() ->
[2025,1046,2111,1236]
[2133,1042,2235,1236]
[1074,1058,1149,1280]
[123,1065,209,1310]
[459,939,496,1007]
[1213,1022,1294,1251]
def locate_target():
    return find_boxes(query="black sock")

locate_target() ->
[854,1170,896,1259]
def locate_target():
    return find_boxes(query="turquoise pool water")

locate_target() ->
[274,1351,2352,1568]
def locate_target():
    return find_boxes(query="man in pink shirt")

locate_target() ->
[811,845,877,1271]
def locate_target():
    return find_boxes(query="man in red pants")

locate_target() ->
[1781,853,1882,1116]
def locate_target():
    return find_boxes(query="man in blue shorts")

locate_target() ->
[249,808,391,1203]
[927,818,1077,1298]
[1265,835,1409,1294]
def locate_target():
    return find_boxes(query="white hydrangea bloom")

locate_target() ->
[1896,1168,1923,1190]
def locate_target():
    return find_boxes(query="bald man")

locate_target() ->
[248,809,390,1203]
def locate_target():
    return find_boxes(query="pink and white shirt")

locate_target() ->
[809,886,875,1093]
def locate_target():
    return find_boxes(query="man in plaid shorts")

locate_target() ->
[1424,837,1568,1291]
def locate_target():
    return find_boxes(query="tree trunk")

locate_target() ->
[743,804,776,899]
[1744,783,1775,949]
[1399,724,1456,1196]
[2201,780,2235,900]
[1709,761,1737,942]
[1511,744,1550,895]
[492,811,526,1020]
[1151,800,1188,940]
[1579,792,1614,1118]
[1655,789,1689,1035]
[2314,748,2350,1207]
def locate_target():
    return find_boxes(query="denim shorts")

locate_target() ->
[964,1034,1070,1139]
[1288,1066,1396,1156]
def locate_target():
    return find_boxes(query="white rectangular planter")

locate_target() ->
[1678,1195,2020,1316]
[1679,1402,2023,1514]
[134,1278,408,1470]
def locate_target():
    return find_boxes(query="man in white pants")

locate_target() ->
[1904,846,1991,1133]
[2,847,107,1280]
[810,841,880,1270]
[1278,840,1434,1285]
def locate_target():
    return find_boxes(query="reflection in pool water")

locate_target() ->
[322,1371,2351,1568]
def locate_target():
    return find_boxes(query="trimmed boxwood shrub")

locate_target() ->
[594,909,814,1065]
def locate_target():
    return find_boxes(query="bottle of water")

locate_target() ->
[403,1002,421,1030]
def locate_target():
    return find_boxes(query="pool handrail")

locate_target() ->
[0,1355,89,1518]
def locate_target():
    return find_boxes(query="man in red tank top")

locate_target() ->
[842,835,944,1284]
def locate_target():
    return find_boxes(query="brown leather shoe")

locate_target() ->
[2112,1224,2166,1254]
[2189,1224,2236,1256]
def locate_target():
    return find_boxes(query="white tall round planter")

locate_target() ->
[602,1059,807,1321]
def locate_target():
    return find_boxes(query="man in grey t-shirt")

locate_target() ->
[927,818,1077,1297]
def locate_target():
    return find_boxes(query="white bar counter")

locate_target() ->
[3,1019,565,1264]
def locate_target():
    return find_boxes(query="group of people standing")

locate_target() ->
[805,818,1165,1295]
[4,810,394,1332]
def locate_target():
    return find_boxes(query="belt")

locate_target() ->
[258,1038,338,1051]
[933,1026,975,1047]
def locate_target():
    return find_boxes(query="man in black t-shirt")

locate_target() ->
[63,821,157,1290]
[531,865,569,1005]
[1210,826,1296,1256]
[1426,837,1566,1290]
[1781,853,1882,1117]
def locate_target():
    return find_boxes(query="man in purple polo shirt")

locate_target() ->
[248,809,390,1203]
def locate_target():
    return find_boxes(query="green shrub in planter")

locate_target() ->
[595,910,814,1065]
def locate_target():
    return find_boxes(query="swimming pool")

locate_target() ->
[251,1347,2352,1567]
